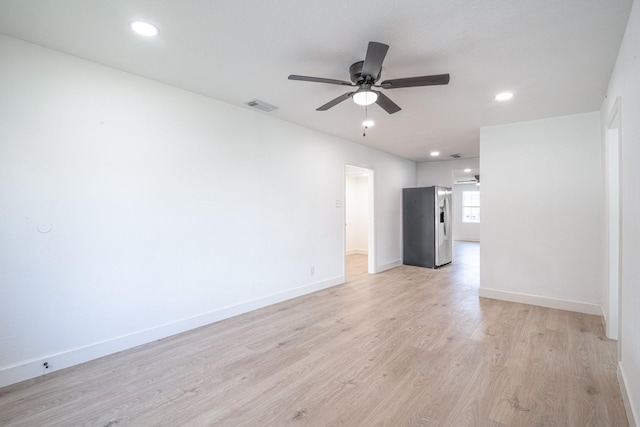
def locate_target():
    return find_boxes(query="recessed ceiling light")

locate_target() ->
[464,168,471,173]
[130,21,159,37]
[431,151,440,157]
[363,120,374,127]
[495,92,514,101]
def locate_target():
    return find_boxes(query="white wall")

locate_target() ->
[452,183,481,242]
[479,112,603,315]
[346,175,368,254]
[601,1,640,424]
[0,35,415,387]
[416,157,480,187]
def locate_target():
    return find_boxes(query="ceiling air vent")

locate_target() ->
[450,153,462,158]
[454,177,478,185]
[245,99,279,112]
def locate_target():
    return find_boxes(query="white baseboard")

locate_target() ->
[0,276,344,389]
[601,305,609,332]
[601,306,614,340]
[374,259,402,273]
[478,287,601,315]
[619,363,638,427]
[453,237,480,242]
[346,249,368,255]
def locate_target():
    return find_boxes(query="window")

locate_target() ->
[463,191,480,223]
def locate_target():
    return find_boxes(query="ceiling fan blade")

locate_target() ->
[316,92,354,111]
[374,91,401,114]
[361,42,389,80]
[288,75,354,86]
[380,73,450,89]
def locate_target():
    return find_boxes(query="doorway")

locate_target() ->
[605,97,622,344]
[345,164,375,276]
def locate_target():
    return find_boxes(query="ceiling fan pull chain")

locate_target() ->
[363,104,368,137]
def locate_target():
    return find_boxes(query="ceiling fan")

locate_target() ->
[288,41,450,114]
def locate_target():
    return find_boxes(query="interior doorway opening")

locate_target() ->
[450,168,481,288]
[345,164,375,276]
[605,96,621,344]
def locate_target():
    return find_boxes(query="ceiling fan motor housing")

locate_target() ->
[349,61,381,84]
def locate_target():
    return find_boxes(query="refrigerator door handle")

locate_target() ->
[443,198,448,237]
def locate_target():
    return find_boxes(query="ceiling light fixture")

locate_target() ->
[464,168,471,173]
[130,21,159,37]
[363,120,374,128]
[353,89,378,106]
[495,91,514,101]
[431,151,440,157]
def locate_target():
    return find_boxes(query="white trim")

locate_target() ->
[478,288,601,315]
[0,276,344,388]
[618,363,638,427]
[601,305,610,335]
[374,259,402,273]
[454,237,480,242]
[607,96,621,130]
[367,169,376,274]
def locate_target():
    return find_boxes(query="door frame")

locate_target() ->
[344,163,376,276]
[605,96,622,348]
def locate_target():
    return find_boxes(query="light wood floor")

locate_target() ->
[0,242,627,426]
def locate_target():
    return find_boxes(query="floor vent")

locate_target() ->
[245,99,279,112]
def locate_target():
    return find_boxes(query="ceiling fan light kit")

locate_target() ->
[288,41,450,115]
[353,89,378,106]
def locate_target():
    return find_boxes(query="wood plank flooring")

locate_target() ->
[0,242,627,426]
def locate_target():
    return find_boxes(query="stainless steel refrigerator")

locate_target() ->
[402,186,453,268]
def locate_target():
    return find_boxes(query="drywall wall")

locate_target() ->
[452,183,481,242]
[601,1,640,424]
[416,158,480,188]
[346,175,368,254]
[0,35,415,387]
[479,112,603,315]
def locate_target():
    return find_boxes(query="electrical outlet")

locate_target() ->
[310,266,315,276]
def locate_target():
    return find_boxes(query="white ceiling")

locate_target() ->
[0,0,632,162]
